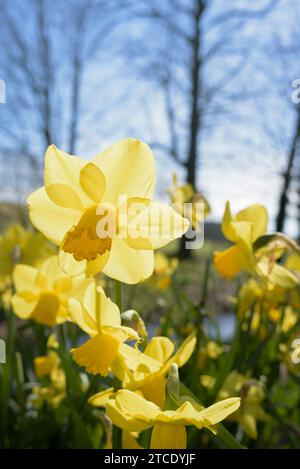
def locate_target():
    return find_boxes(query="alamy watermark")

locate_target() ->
[93,198,206,250]
[291,79,300,104]
[0,339,6,363]
[291,338,300,364]
[0,79,6,103]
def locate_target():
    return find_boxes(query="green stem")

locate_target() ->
[112,280,123,449]
[112,375,122,449]
[0,309,16,448]
[114,280,122,310]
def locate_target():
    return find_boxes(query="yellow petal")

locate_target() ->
[79,162,106,203]
[71,332,120,376]
[214,245,251,280]
[28,187,81,246]
[86,252,110,275]
[31,292,61,326]
[82,284,121,328]
[103,238,154,284]
[257,258,299,289]
[170,332,197,368]
[114,389,159,421]
[13,264,39,293]
[106,397,152,432]
[34,354,57,378]
[68,298,98,336]
[236,204,268,241]
[240,413,258,439]
[126,203,189,250]
[88,388,113,407]
[150,422,187,449]
[93,139,156,205]
[11,293,38,319]
[140,374,166,408]
[58,250,87,276]
[118,343,161,375]
[144,337,175,364]
[67,275,95,301]
[221,201,236,242]
[231,221,254,258]
[46,183,84,210]
[44,145,90,205]
[122,431,143,449]
[196,398,241,427]
[39,255,65,283]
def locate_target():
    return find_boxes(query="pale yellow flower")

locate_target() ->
[11,255,94,326]
[28,140,189,284]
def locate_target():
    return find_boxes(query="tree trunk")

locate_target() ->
[276,107,300,233]
[179,0,204,259]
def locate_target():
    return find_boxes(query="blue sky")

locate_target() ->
[0,0,299,236]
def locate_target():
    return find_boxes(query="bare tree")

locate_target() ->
[0,0,128,200]
[121,0,277,255]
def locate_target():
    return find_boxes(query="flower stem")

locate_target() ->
[112,279,123,449]
[114,280,122,310]
[112,376,122,449]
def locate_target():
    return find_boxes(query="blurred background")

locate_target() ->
[0,0,299,238]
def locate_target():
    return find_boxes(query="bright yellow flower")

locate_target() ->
[198,341,223,368]
[89,333,196,409]
[214,202,298,289]
[69,284,140,376]
[168,173,210,231]
[31,335,66,408]
[28,140,189,284]
[281,307,298,333]
[152,252,178,290]
[106,389,240,449]
[11,255,94,326]
[200,374,216,389]
[214,202,268,280]
[217,371,268,439]
[0,223,54,278]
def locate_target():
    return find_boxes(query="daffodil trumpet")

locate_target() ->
[69,284,140,376]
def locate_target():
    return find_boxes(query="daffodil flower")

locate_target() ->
[31,334,66,408]
[0,223,54,278]
[106,389,240,449]
[89,333,196,408]
[214,201,268,280]
[28,140,189,283]
[151,252,178,290]
[168,173,210,231]
[69,284,141,376]
[214,201,298,288]
[11,255,93,326]
[217,371,268,439]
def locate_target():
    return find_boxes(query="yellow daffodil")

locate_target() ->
[106,389,240,449]
[217,371,268,439]
[198,341,223,369]
[11,255,94,326]
[151,252,178,289]
[31,335,66,408]
[214,202,298,289]
[0,223,54,278]
[214,202,268,280]
[280,306,298,333]
[69,284,141,376]
[89,333,196,409]
[28,140,189,284]
[168,173,210,231]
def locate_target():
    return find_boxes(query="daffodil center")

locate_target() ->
[32,292,60,327]
[62,206,112,262]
